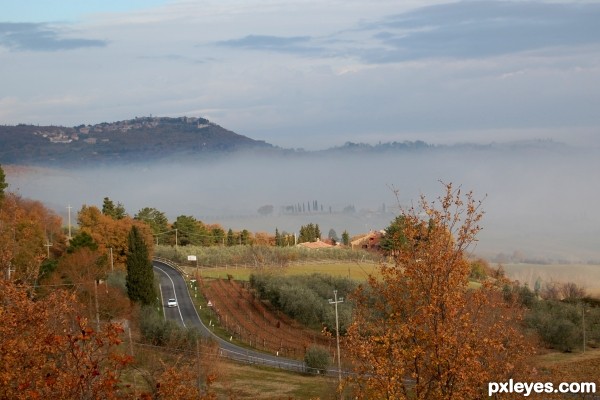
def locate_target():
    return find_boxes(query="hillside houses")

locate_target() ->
[30,116,212,145]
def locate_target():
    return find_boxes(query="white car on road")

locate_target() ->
[167,298,178,307]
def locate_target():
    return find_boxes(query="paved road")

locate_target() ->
[153,259,306,371]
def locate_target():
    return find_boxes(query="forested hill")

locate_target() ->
[0,116,273,166]
[0,115,567,166]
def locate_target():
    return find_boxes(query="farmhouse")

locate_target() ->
[296,239,334,249]
[351,230,384,251]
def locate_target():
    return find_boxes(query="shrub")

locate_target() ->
[304,345,330,374]
[525,300,582,352]
[469,258,491,281]
[139,305,203,350]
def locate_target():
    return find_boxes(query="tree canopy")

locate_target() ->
[134,207,169,235]
[298,223,321,243]
[0,279,131,399]
[346,183,533,399]
[1,193,65,284]
[77,205,154,270]
[102,197,127,220]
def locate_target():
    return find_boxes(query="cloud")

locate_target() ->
[138,54,208,64]
[357,1,600,63]
[211,2,600,63]
[0,22,107,51]
[215,34,325,55]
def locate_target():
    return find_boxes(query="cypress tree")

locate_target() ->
[227,228,234,246]
[126,225,156,305]
[342,230,350,246]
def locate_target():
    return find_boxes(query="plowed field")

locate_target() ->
[201,278,334,359]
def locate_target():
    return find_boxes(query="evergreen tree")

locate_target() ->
[240,229,250,245]
[102,197,127,220]
[102,197,115,217]
[125,226,156,305]
[298,223,321,243]
[134,207,169,235]
[211,226,225,245]
[298,224,309,243]
[379,216,408,256]
[342,230,350,246]
[275,228,282,247]
[172,215,200,246]
[227,228,235,246]
[67,231,98,254]
[328,228,339,242]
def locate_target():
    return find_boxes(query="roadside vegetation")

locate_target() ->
[155,243,380,267]
[183,261,378,281]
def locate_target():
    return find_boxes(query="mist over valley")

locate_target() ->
[7,138,600,265]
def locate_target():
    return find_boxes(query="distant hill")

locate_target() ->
[0,115,568,166]
[317,138,567,155]
[0,116,273,166]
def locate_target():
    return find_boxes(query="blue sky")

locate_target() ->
[0,0,167,23]
[1,0,599,149]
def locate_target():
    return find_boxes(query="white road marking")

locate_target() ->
[154,264,186,328]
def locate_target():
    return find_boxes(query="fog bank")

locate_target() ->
[7,143,600,263]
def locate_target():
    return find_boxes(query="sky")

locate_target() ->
[1,0,600,149]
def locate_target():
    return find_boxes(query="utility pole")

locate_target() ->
[44,241,53,258]
[583,303,586,353]
[329,290,344,384]
[7,263,15,280]
[66,204,72,240]
[196,339,201,391]
[94,280,100,331]
[44,228,53,258]
[109,247,114,272]
[128,324,136,397]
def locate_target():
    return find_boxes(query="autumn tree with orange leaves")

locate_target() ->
[0,279,132,400]
[0,278,220,400]
[346,183,533,399]
[0,193,65,284]
[0,168,218,399]
[77,204,154,270]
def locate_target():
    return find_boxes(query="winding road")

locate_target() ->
[153,259,307,372]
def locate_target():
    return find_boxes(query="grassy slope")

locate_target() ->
[214,363,337,400]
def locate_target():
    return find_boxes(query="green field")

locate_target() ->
[181,261,379,281]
